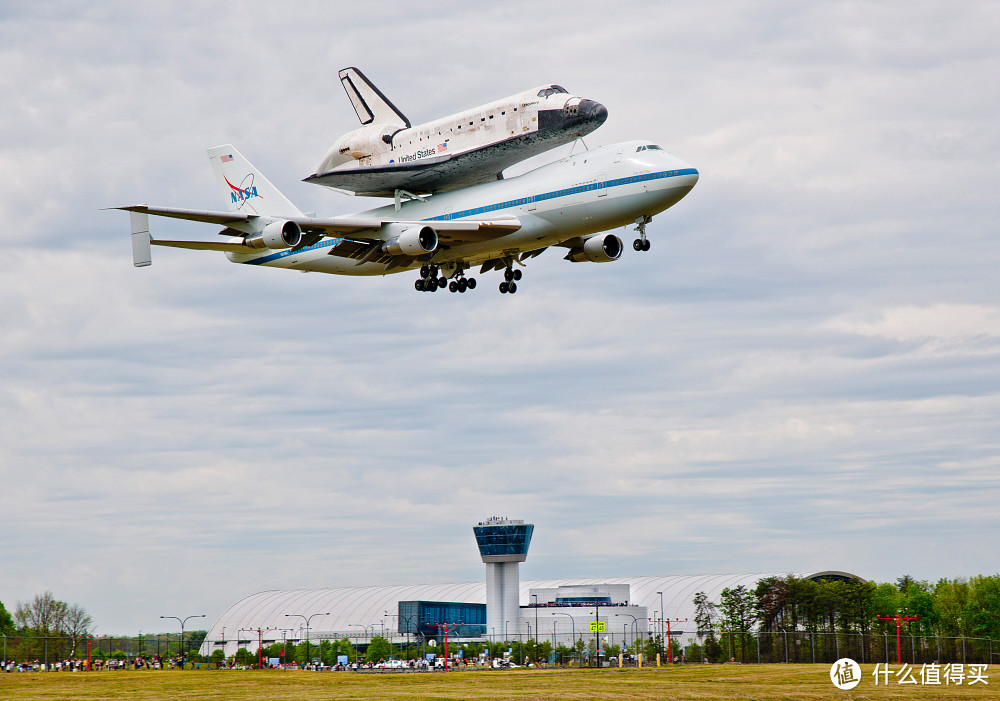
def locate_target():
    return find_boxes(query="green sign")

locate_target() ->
[590,622,606,632]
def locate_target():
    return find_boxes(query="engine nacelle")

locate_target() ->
[381,224,438,256]
[247,220,302,249]
[565,233,623,263]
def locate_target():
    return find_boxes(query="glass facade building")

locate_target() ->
[398,601,487,638]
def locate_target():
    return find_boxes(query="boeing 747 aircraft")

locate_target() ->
[117,140,697,294]
[306,67,608,197]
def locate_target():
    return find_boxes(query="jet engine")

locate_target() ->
[246,220,303,249]
[382,223,438,256]
[564,233,623,263]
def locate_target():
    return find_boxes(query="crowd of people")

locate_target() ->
[2,655,190,673]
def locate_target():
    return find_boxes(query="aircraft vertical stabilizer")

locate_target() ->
[206,145,303,218]
[339,67,410,128]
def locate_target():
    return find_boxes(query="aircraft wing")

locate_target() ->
[115,205,520,253]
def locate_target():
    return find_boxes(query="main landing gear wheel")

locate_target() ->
[415,264,446,293]
[633,238,651,251]
[499,281,517,294]
[445,272,476,293]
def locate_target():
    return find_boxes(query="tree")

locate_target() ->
[719,585,757,662]
[64,604,93,656]
[365,635,392,663]
[14,591,68,633]
[693,591,717,636]
[0,600,14,634]
[968,574,1000,640]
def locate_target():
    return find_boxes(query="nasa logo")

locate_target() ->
[231,186,258,204]
[224,175,261,208]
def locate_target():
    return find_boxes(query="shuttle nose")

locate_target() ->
[578,99,608,124]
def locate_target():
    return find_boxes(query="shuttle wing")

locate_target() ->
[303,152,499,197]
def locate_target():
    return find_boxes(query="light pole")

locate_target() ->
[657,591,664,643]
[349,624,375,663]
[524,623,530,665]
[616,613,639,650]
[385,611,398,658]
[592,603,602,668]
[531,594,538,646]
[279,629,295,664]
[551,612,577,666]
[398,615,414,660]
[285,612,330,668]
[160,614,205,669]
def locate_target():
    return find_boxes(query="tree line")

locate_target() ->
[689,573,1000,663]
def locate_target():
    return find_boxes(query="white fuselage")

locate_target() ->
[229,141,698,275]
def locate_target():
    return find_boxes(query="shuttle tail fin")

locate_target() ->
[338,66,410,128]
[206,145,303,218]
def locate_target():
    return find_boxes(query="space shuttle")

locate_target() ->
[304,67,608,197]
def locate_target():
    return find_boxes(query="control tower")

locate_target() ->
[474,517,534,639]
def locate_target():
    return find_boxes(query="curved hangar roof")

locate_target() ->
[202,571,857,654]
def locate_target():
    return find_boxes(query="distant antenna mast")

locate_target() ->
[877,612,918,664]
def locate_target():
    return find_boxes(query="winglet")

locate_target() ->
[130,211,152,267]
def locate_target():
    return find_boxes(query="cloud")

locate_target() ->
[1,0,999,632]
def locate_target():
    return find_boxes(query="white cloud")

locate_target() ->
[1,0,999,632]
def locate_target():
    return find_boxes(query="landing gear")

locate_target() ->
[633,215,652,252]
[499,264,522,293]
[440,268,476,293]
[415,265,445,293]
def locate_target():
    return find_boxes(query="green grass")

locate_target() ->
[0,664,993,700]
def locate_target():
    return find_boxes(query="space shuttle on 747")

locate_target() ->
[304,67,608,198]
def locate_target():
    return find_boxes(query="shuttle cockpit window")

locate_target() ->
[537,85,569,98]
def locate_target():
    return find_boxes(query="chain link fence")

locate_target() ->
[4,630,996,670]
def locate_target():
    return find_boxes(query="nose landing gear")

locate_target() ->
[633,215,652,251]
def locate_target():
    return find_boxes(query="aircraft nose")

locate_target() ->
[577,99,608,124]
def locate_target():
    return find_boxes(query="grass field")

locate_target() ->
[0,664,993,700]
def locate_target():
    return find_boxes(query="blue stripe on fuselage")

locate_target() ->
[242,168,698,266]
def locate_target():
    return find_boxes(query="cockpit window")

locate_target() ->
[537,85,569,98]
[635,144,664,152]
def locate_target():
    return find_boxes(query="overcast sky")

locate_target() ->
[2,1,999,634]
